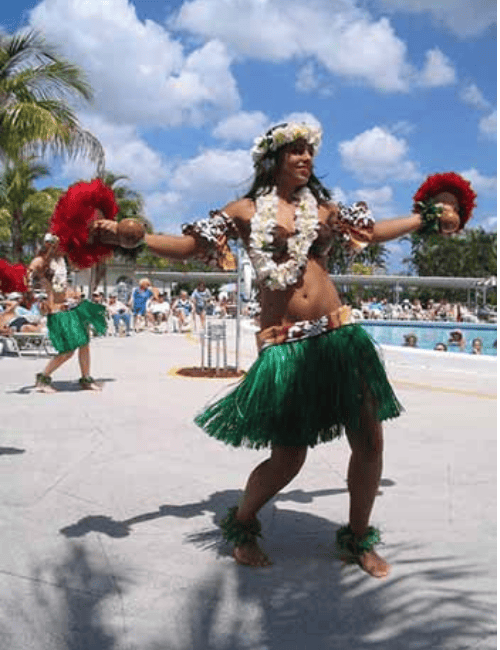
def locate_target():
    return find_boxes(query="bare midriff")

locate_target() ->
[259,257,342,330]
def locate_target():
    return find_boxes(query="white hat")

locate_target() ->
[44,233,59,244]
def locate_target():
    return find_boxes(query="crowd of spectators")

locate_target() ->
[89,279,237,336]
[352,296,495,324]
[1,282,495,356]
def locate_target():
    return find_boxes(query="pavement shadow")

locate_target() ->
[59,487,351,540]
[8,377,116,395]
[9,513,495,650]
[161,539,495,650]
[0,447,25,455]
[59,480,396,542]
[0,543,126,650]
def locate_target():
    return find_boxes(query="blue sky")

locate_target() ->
[1,0,496,271]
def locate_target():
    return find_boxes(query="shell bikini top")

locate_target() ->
[182,187,375,291]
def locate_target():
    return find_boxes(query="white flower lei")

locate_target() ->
[49,256,68,293]
[248,186,319,291]
[251,122,322,166]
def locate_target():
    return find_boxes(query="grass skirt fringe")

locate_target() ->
[195,324,403,449]
[47,300,107,353]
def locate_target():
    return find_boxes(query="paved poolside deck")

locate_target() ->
[0,321,496,650]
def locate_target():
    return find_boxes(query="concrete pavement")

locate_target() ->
[0,320,496,650]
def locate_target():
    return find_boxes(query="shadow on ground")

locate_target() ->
[2,514,494,650]
[51,488,497,649]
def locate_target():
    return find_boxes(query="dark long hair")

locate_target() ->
[244,148,332,205]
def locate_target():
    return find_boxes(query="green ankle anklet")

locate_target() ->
[220,507,262,546]
[336,524,381,557]
[36,373,52,385]
[79,376,95,386]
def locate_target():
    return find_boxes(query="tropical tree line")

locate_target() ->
[0,30,105,261]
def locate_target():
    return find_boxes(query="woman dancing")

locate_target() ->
[29,234,107,392]
[93,122,475,577]
[30,178,119,393]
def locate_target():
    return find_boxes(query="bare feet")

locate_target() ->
[35,382,58,394]
[79,377,102,391]
[340,548,391,579]
[35,374,57,393]
[233,540,272,568]
[356,549,391,578]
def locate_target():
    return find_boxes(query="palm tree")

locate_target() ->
[0,157,62,260]
[101,171,146,223]
[0,31,104,173]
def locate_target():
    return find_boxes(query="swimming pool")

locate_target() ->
[360,320,497,356]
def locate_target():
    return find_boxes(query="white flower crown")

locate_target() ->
[251,122,322,166]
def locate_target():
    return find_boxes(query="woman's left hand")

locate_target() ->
[432,191,461,235]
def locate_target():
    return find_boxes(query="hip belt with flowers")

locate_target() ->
[256,305,353,351]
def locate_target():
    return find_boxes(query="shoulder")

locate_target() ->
[29,256,45,272]
[222,198,255,224]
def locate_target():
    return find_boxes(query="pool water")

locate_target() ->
[360,320,497,356]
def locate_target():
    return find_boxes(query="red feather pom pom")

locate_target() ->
[49,178,119,269]
[413,172,476,228]
[0,259,29,294]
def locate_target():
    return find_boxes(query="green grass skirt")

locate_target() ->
[195,324,403,449]
[47,300,107,353]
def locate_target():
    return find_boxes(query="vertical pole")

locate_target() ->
[235,241,242,372]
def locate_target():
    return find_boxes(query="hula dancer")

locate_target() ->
[29,234,107,392]
[92,122,475,577]
[30,179,120,393]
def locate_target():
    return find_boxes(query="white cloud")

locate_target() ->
[372,0,496,37]
[460,169,497,196]
[169,148,253,203]
[282,112,323,129]
[338,126,419,182]
[174,0,413,92]
[353,185,393,206]
[479,110,497,140]
[61,114,171,190]
[213,111,269,144]
[460,84,491,111]
[482,215,497,232]
[296,62,320,93]
[416,48,456,87]
[29,0,240,127]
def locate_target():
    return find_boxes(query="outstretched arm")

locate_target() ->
[371,213,422,243]
[371,200,460,243]
[143,233,199,260]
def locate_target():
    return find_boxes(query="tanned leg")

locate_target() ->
[345,399,390,579]
[36,350,75,393]
[78,343,100,390]
[233,445,307,567]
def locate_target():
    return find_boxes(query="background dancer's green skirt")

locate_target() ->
[47,300,107,353]
[195,324,403,449]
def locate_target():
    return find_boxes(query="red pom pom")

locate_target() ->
[49,178,119,269]
[0,259,29,293]
[413,172,476,228]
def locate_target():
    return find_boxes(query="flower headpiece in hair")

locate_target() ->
[413,172,476,229]
[251,122,322,166]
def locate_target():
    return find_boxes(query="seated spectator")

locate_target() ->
[434,342,447,352]
[471,337,483,355]
[147,292,170,332]
[107,293,131,336]
[172,290,192,332]
[3,292,43,333]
